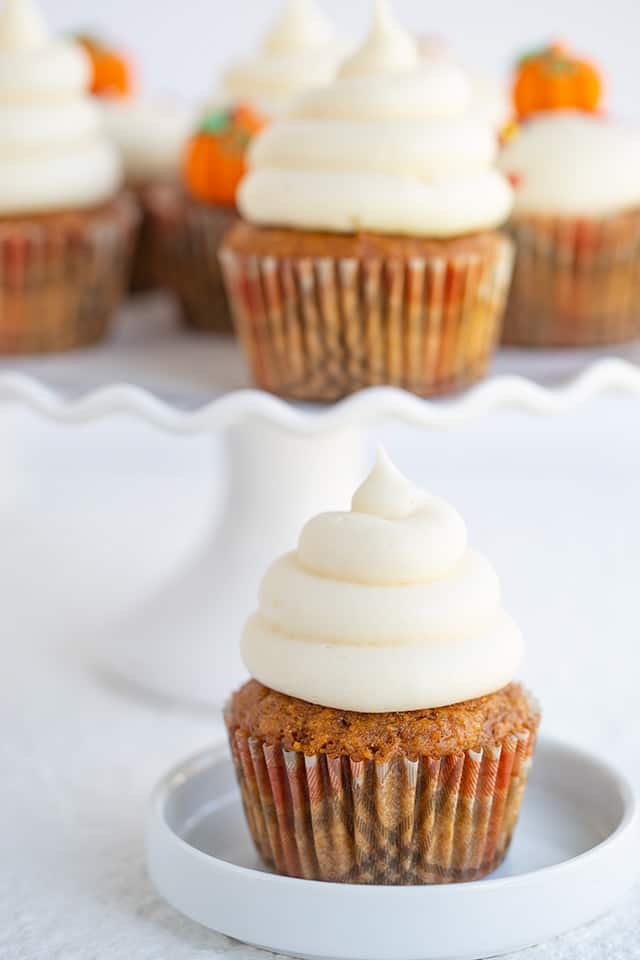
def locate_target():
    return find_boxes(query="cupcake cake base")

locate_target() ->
[226,681,539,885]
[220,224,514,400]
[0,193,139,354]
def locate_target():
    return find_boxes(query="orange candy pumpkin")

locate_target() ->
[513,44,602,120]
[184,106,266,208]
[77,35,133,99]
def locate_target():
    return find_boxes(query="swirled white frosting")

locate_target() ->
[100,98,195,184]
[219,0,342,118]
[239,0,512,237]
[0,0,121,215]
[417,36,511,133]
[242,450,523,713]
[499,112,640,216]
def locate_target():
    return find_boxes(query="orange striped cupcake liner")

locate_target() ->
[144,184,235,333]
[128,183,169,294]
[219,236,514,401]
[226,720,537,886]
[503,209,640,346]
[0,192,138,355]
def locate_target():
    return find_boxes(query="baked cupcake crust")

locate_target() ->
[226,680,539,763]
[0,194,133,226]
[223,220,507,260]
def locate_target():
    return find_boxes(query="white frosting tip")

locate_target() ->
[339,0,418,78]
[263,0,334,54]
[375,444,394,472]
[352,448,426,520]
[374,0,393,26]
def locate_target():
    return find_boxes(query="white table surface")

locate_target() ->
[2,295,640,959]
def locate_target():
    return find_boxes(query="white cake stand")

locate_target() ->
[3,298,640,707]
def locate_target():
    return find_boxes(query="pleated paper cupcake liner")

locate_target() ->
[503,209,640,346]
[0,193,139,355]
[227,723,537,885]
[219,235,514,400]
[144,185,235,333]
[128,183,168,294]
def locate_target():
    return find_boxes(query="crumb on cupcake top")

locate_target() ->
[226,680,539,762]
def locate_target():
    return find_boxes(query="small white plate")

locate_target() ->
[147,738,638,960]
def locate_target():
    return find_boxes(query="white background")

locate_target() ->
[4,1,640,956]
[39,0,640,119]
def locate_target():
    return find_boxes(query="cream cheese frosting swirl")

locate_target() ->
[239,0,513,237]
[0,0,121,215]
[242,450,523,713]
[499,111,640,216]
[220,0,342,118]
[100,98,195,184]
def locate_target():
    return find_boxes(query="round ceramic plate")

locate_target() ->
[147,738,638,960]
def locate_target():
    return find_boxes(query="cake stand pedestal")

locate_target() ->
[104,420,365,707]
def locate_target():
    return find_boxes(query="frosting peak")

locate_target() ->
[242,451,523,713]
[220,0,341,118]
[352,447,433,519]
[298,449,468,586]
[339,0,418,78]
[262,0,334,54]
[0,0,47,51]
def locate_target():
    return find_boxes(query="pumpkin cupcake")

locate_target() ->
[147,0,342,334]
[221,0,514,398]
[78,34,194,294]
[226,450,540,885]
[0,0,136,353]
[498,45,640,346]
